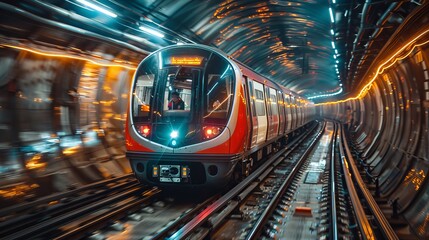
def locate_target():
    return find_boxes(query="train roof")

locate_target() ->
[148,44,310,102]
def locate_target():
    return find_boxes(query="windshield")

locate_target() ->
[130,46,235,146]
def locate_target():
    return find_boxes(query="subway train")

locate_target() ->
[125,44,316,188]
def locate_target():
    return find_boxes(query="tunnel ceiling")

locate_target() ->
[0,0,421,101]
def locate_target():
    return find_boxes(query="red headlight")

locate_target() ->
[203,125,224,140]
[138,125,151,138]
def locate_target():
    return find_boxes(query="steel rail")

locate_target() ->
[0,177,138,238]
[0,174,134,218]
[150,194,219,240]
[338,125,376,239]
[330,123,339,240]
[166,121,320,239]
[245,121,326,239]
[54,188,161,240]
[5,186,148,240]
[340,125,399,240]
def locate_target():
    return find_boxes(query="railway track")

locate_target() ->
[157,121,398,240]
[0,175,160,239]
[0,121,399,239]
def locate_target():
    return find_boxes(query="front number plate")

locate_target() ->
[160,177,181,183]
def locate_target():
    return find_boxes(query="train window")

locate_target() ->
[270,92,278,116]
[247,79,257,117]
[133,74,154,118]
[162,66,195,111]
[206,74,232,111]
[255,89,265,116]
[203,54,234,121]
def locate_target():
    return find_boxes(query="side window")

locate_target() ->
[277,91,284,114]
[207,74,233,111]
[133,74,154,118]
[203,54,234,121]
[270,88,278,116]
[247,78,257,117]
[255,88,265,116]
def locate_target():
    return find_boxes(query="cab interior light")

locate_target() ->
[77,0,117,18]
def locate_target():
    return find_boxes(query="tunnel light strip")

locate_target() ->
[316,28,429,106]
[139,26,165,38]
[308,87,343,100]
[0,44,137,70]
[329,8,335,23]
[77,0,117,18]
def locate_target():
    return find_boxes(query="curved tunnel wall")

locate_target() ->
[0,46,139,198]
[321,25,429,238]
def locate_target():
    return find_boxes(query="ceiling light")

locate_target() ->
[308,87,343,100]
[139,26,165,38]
[77,0,117,18]
[329,8,335,23]
[331,41,336,49]
[330,29,334,35]
[2,44,136,70]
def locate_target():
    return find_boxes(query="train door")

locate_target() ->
[297,99,302,126]
[285,93,292,132]
[277,90,286,135]
[253,81,267,144]
[264,86,273,141]
[268,87,279,139]
[245,77,258,149]
[290,95,297,129]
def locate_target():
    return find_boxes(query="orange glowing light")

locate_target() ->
[63,146,80,155]
[1,44,137,70]
[170,56,203,65]
[316,28,429,106]
[143,127,150,135]
[25,154,47,170]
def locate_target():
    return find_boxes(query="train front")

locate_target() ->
[126,45,246,188]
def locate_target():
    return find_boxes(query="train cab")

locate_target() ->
[126,45,245,187]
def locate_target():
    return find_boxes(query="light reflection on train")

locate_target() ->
[125,44,316,188]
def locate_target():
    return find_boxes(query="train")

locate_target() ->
[125,44,316,188]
